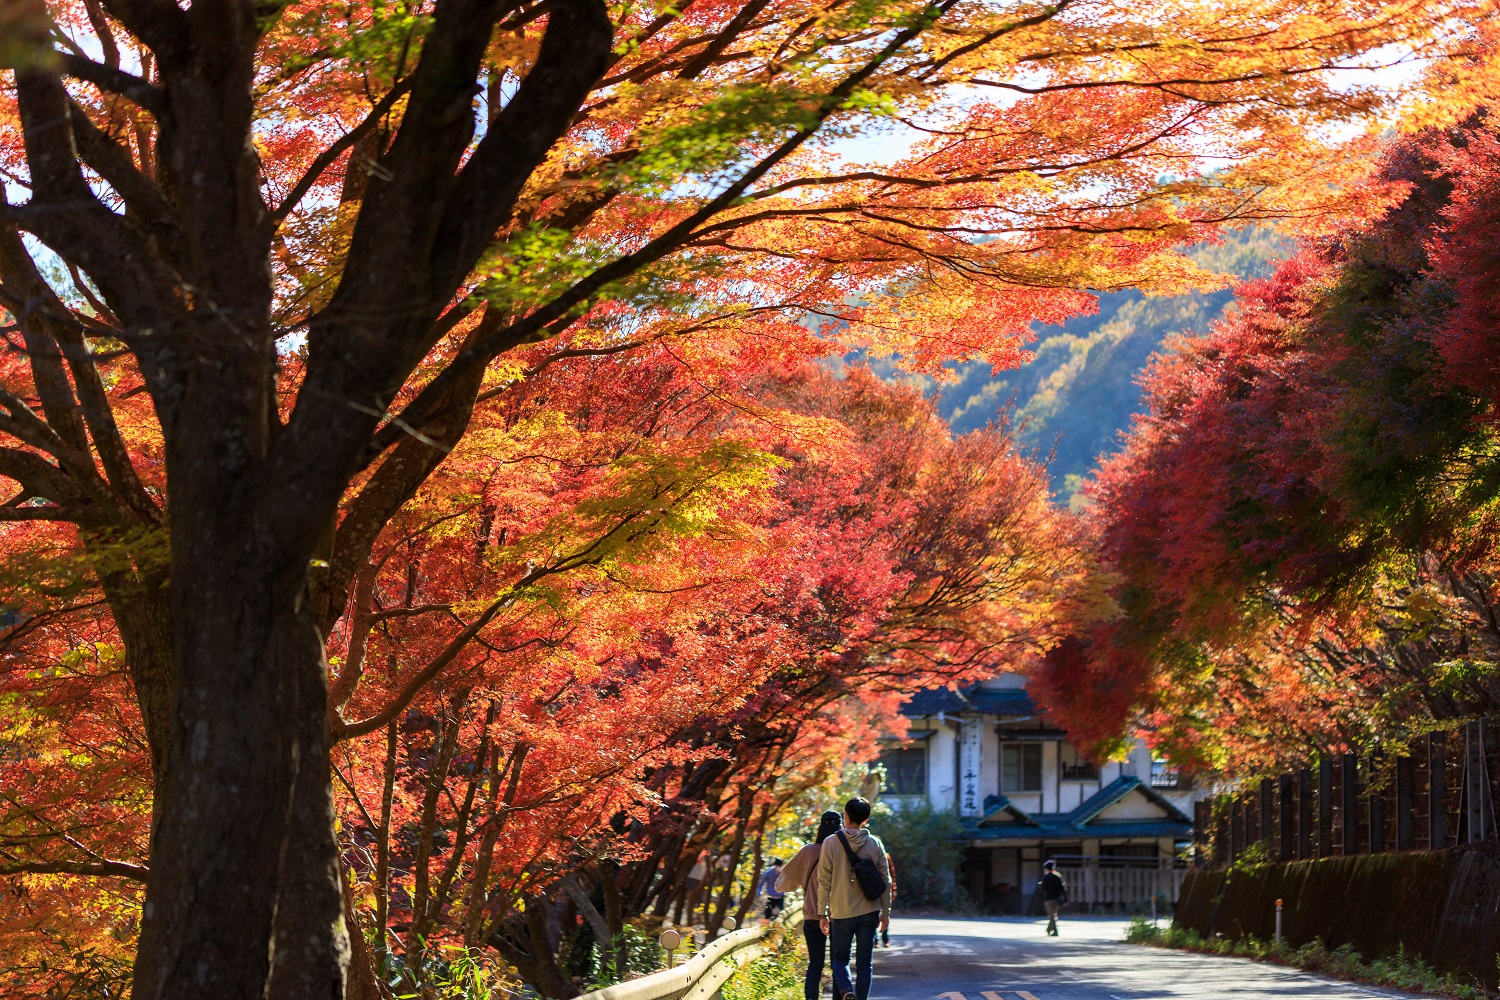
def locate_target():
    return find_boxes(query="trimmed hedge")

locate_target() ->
[1176,848,1500,987]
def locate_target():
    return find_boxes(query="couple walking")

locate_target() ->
[777,797,890,1000]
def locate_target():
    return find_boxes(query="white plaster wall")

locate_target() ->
[1041,740,1058,813]
[926,724,958,812]
[981,719,1001,802]
[977,673,1028,690]
[1096,790,1165,820]
[1060,779,1090,812]
[1007,793,1043,813]
[1127,741,1153,781]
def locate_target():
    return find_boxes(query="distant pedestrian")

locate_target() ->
[779,811,843,1000]
[678,851,708,924]
[758,858,786,919]
[1039,860,1067,936]
[816,797,891,1000]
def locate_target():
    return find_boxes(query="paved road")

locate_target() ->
[858,917,1433,1000]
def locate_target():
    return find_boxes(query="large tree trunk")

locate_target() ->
[132,305,350,998]
[132,539,348,1000]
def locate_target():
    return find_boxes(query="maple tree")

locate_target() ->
[0,0,1485,995]
[3,348,1083,996]
[1038,78,1500,773]
[313,355,1084,996]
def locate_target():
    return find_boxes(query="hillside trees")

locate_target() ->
[0,0,1484,994]
[1039,106,1500,773]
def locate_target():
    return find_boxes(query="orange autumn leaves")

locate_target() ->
[1,0,1492,990]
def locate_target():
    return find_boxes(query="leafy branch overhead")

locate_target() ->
[0,0,1489,997]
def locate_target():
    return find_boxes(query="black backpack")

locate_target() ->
[835,831,888,901]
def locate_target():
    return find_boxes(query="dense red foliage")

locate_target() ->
[1039,114,1500,773]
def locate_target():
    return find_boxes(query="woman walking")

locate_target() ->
[778,811,843,1000]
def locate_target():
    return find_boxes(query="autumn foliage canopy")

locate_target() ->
[1035,33,1500,776]
[0,0,1489,995]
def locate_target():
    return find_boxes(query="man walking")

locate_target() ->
[817,797,891,1000]
[757,857,786,919]
[1039,860,1067,936]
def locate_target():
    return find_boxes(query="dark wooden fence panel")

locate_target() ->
[1202,719,1500,866]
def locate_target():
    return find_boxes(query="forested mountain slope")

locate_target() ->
[903,228,1284,497]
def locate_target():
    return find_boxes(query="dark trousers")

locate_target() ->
[830,911,879,1000]
[803,918,827,1000]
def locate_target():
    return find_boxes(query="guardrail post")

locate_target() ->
[573,903,803,1000]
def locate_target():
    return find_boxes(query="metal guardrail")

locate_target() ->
[574,903,803,1000]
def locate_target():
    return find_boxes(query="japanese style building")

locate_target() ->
[882,673,1204,913]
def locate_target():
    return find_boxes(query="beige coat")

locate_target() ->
[776,841,823,915]
[815,826,891,920]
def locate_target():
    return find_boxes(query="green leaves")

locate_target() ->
[488,436,782,579]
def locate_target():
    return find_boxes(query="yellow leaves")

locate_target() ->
[59,642,125,672]
[1402,22,1500,131]
[490,28,543,78]
[486,435,783,576]
[272,201,361,324]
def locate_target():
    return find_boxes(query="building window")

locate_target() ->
[1058,743,1098,781]
[1150,757,1181,789]
[879,746,927,795]
[1001,743,1042,792]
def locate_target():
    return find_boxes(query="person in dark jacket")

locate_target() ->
[1039,859,1067,936]
[778,812,843,1000]
[757,858,786,919]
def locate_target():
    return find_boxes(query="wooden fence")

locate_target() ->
[1053,857,1185,909]
[1196,720,1499,867]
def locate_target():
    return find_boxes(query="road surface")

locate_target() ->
[861,917,1433,1000]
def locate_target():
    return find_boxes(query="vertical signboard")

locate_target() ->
[960,719,982,817]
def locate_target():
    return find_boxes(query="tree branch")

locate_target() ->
[61,54,165,114]
[333,575,538,742]
[269,77,414,227]
[66,100,178,248]
[362,0,960,464]
[95,0,189,61]
[12,72,184,340]
[431,0,615,309]
[0,858,149,882]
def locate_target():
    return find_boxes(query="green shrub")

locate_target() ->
[873,801,966,910]
[584,924,667,988]
[1127,924,1494,998]
[722,929,805,1000]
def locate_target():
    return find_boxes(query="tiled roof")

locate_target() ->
[959,815,1192,842]
[900,685,1036,719]
[954,777,1192,842]
[901,687,973,715]
[1071,776,1191,826]
[977,795,1036,827]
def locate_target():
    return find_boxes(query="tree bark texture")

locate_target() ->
[0,0,615,993]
